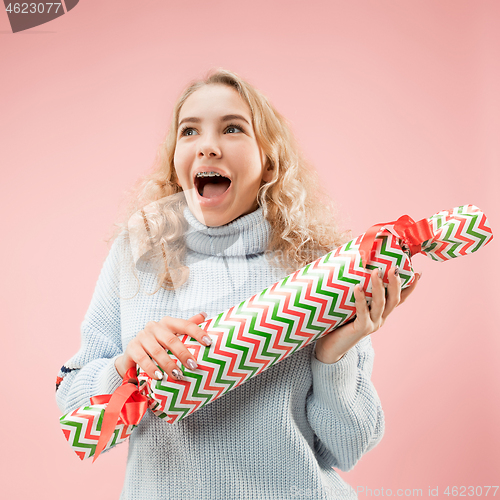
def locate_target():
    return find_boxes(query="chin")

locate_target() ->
[186,204,229,227]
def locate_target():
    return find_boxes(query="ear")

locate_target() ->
[262,161,274,183]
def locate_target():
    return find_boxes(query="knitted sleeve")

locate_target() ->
[55,232,128,414]
[306,335,385,472]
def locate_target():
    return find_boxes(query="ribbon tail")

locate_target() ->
[90,394,111,405]
[92,382,139,462]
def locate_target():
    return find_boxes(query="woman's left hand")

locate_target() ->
[314,267,421,364]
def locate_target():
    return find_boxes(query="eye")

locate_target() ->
[224,123,244,134]
[180,126,198,137]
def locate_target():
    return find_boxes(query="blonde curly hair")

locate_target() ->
[111,68,350,294]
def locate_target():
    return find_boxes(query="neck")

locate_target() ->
[183,205,271,257]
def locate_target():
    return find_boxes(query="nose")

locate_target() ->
[197,136,221,158]
[198,146,221,158]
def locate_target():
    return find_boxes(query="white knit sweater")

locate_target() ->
[56,205,385,500]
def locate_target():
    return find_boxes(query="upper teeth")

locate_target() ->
[196,171,224,178]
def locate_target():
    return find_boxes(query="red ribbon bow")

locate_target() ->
[359,214,434,268]
[90,367,148,462]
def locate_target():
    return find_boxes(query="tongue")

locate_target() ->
[202,179,231,198]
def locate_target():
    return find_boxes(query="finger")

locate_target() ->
[137,328,186,380]
[127,335,167,381]
[187,312,208,324]
[399,272,420,305]
[147,322,200,375]
[369,268,386,322]
[160,315,213,347]
[382,267,402,319]
[170,312,206,335]
[353,283,371,332]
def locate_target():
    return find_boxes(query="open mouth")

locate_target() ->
[195,175,232,198]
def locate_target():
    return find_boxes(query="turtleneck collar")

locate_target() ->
[183,205,271,257]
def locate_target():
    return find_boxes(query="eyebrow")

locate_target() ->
[178,114,251,128]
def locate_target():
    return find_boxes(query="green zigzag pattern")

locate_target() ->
[62,204,493,459]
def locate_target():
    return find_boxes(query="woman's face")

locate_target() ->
[173,84,273,227]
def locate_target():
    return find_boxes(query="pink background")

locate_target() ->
[1,1,499,498]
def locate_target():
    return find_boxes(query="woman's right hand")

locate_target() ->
[114,312,213,381]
